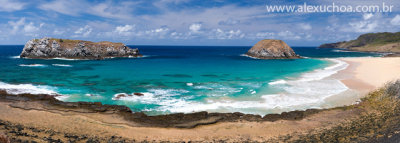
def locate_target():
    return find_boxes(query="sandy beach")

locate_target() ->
[339,57,400,94]
[1,57,400,142]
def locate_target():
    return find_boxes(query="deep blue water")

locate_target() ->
[0,45,381,115]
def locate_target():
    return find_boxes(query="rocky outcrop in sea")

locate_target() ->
[20,37,142,60]
[246,39,300,59]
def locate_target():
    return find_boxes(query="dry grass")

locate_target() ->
[0,132,10,143]
[269,80,400,142]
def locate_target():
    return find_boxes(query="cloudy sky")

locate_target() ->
[0,0,399,46]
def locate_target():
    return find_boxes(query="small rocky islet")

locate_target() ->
[20,37,142,60]
[246,39,300,59]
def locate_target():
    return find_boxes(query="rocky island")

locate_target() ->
[246,39,300,59]
[319,32,400,54]
[20,37,142,60]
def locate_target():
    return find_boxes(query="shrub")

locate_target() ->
[386,80,400,98]
[0,133,10,143]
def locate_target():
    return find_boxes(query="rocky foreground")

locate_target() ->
[246,39,300,59]
[20,37,142,60]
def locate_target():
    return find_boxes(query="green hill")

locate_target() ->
[319,32,400,53]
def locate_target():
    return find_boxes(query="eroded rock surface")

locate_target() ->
[20,37,141,60]
[246,39,300,59]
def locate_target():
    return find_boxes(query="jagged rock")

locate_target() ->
[246,39,300,59]
[133,93,144,96]
[20,37,142,60]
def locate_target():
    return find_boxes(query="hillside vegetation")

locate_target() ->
[319,32,400,53]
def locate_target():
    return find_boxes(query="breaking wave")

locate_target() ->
[19,64,47,67]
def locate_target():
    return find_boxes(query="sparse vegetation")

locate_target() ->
[320,32,400,53]
[270,80,400,142]
[0,132,10,143]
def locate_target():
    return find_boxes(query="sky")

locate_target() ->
[0,0,399,46]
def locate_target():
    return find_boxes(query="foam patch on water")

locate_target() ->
[332,49,355,53]
[52,64,72,67]
[113,89,190,106]
[19,64,47,67]
[268,80,287,85]
[10,56,20,59]
[51,58,86,61]
[0,81,58,95]
[240,54,259,59]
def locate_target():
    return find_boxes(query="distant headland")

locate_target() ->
[319,32,400,55]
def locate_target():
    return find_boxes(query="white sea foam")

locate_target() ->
[52,64,72,67]
[332,49,355,53]
[19,64,47,67]
[113,89,190,106]
[268,79,287,85]
[296,59,348,82]
[51,58,85,61]
[240,54,259,59]
[10,56,20,59]
[0,81,58,95]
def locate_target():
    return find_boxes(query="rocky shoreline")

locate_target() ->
[0,90,325,129]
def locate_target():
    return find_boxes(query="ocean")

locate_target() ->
[0,45,381,115]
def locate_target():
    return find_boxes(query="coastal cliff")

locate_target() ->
[246,39,300,59]
[20,37,142,60]
[319,32,400,53]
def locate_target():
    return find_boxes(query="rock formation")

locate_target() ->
[246,39,300,59]
[20,37,142,60]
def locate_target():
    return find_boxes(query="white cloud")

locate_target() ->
[344,13,381,33]
[40,0,135,20]
[218,18,240,26]
[137,27,170,39]
[39,0,84,16]
[8,18,26,34]
[23,22,39,33]
[7,18,42,35]
[189,23,202,33]
[53,29,65,35]
[0,0,26,12]
[391,15,400,25]
[363,13,374,20]
[348,20,378,33]
[115,25,135,35]
[208,29,244,40]
[247,32,275,39]
[298,23,312,30]
[278,31,301,40]
[74,25,92,37]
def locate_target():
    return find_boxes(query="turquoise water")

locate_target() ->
[0,46,381,115]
